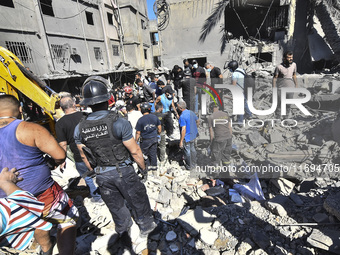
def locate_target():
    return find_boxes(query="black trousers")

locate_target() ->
[140,137,158,167]
[163,111,173,136]
[96,165,154,234]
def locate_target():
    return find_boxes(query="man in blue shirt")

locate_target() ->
[178,101,199,170]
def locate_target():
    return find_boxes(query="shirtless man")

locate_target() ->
[0,95,78,255]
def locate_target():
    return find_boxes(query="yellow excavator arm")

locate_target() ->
[0,46,59,131]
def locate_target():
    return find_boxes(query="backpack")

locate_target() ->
[235,70,256,97]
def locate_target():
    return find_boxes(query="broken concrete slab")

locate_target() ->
[177,206,215,232]
[156,187,172,204]
[266,202,287,217]
[200,228,218,245]
[270,131,284,143]
[270,178,295,195]
[248,131,268,147]
[307,229,340,254]
[324,192,340,221]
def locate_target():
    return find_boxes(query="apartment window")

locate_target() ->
[51,44,64,63]
[94,47,102,60]
[86,11,94,25]
[5,41,33,63]
[112,45,119,56]
[39,0,54,16]
[141,19,146,30]
[0,0,14,8]
[144,49,147,60]
[107,12,113,25]
[150,32,159,45]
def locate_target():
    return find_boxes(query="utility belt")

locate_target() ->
[140,136,158,143]
[95,159,133,176]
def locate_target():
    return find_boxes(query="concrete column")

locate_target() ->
[33,0,55,71]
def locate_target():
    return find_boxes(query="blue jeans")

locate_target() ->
[237,97,252,122]
[183,139,197,169]
[75,162,100,199]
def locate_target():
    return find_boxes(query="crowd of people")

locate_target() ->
[0,52,298,254]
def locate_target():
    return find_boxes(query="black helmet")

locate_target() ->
[227,60,238,72]
[80,76,110,106]
[140,102,152,114]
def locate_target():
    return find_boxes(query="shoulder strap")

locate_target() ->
[235,70,246,76]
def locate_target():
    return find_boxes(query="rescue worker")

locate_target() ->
[155,86,179,138]
[207,102,232,167]
[74,76,157,238]
[124,86,141,111]
[135,102,161,176]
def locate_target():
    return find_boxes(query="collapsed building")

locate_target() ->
[0,0,153,93]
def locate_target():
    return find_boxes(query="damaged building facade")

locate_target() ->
[156,0,338,74]
[0,0,153,92]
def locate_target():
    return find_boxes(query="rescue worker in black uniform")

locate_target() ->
[74,76,156,238]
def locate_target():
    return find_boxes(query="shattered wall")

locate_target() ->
[315,0,340,63]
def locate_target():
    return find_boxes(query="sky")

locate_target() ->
[147,0,156,20]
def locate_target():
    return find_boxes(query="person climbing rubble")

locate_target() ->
[273,50,298,117]
[135,102,162,176]
[74,76,157,238]
[208,102,232,168]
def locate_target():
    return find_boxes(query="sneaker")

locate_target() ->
[139,221,157,237]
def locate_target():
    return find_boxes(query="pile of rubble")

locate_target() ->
[2,156,340,255]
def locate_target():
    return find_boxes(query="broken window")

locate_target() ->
[187,57,207,68]
[94,47,102,60]
[86,11,94,25]
[250,52,273,63]
[141,19,146,30]
[0,0,14,8]
[144,49,148,60]
[150,32,159,45]
[51,44,64,63]
[112,45,119,56]
[39,0,54,17]
[5,41,33,64]
[107,12,113,25]
[225,1,289,40]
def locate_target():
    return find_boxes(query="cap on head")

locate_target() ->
[80,76,110,106]
[227,60,238,72]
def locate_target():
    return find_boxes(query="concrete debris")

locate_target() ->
[307,229,340,254]
[270,178,295,196]
[266,202,287,217]
[200,228,218,245]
